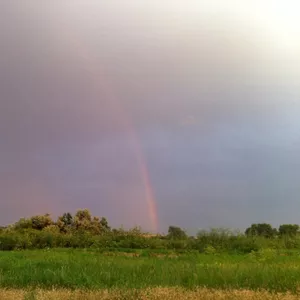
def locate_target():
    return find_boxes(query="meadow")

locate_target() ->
[2,212,300,298]
[1,248,300,299]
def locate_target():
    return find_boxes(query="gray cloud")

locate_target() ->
[1,1,300,231]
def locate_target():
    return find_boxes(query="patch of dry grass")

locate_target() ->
[1,288,299,300]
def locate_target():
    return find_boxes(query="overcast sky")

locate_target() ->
[1,1,300,232]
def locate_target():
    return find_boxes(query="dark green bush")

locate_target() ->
[0,234,19,250]
[228,237,259,254]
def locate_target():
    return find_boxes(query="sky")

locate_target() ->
[1,1,300,233]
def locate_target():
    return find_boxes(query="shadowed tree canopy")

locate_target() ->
[245,223,277,238]
[279,224,299,237]
[100,217,111,232]
[31,214,53,230]
[167,226,187,240]
[61,213,73,226]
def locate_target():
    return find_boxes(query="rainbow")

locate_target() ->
[59,26,159,233]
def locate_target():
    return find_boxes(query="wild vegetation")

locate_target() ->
[2,210,300,298]
[1,209,300,253]
[2,248,300,292]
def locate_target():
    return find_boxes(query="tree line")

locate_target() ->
[1,209,300,252]
[2,209,299,238]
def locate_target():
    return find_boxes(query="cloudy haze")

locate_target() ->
[1,1,300,232]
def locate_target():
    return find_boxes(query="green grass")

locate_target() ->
[1,249,300,293]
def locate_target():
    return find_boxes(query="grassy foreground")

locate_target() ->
[1,249,300,298]
[1,288,299,300]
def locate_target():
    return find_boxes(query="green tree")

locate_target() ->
[89,216,102,234]
[100,217,111,232]
[73,209,92,231]
[75,209,92,222]
[73,209,108,235]
[279,224,299,237]
[245,223,276,238]
[62,213,73,226]
[13,218,32,230]
[31,214,53,230]
[167,226,187,240]
[57,212,73,233]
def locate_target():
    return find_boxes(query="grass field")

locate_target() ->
[1,249,300,299]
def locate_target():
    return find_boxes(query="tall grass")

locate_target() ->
[1,249,300,292]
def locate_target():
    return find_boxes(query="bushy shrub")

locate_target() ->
[166,240,188,250]
[249,248,277,262]
[228,237,260,254]
[204,245,217,255]
[31,214,53,230]
[43,225,60,234]
[281,237,300,249]
[0,234,19,250]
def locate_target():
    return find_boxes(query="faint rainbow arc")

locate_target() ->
[60,27,159,232]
